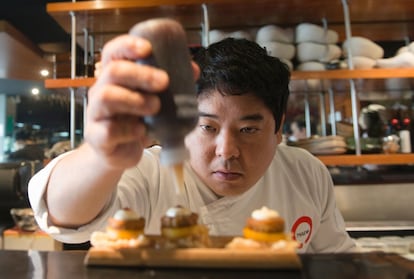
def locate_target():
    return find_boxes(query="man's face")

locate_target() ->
[185,91,280,197]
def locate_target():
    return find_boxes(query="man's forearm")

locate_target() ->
[46,143,124,228]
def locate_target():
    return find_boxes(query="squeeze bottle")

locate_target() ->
[129,18,198,194]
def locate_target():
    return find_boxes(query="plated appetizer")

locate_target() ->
[226,206,298,251]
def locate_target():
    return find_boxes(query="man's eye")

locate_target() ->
[200,125,216,132]
[240,127,259,134]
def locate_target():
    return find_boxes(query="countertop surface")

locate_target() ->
[330,165,414,185]
[0,250,413,279]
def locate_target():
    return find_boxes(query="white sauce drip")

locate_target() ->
[113,209,140,220]
[251,206,280,220]
[165,206,192,217]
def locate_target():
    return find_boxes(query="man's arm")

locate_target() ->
[45,143,124,227]
[32,35,169,228]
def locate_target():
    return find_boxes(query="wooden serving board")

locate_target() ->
[84,246,302,269]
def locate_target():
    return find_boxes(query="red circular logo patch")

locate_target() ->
[291,216,312,248]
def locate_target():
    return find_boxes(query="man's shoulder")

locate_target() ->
[273,144,328,177]
[276,144,320,162]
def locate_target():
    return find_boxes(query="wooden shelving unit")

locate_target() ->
[44,0,414,167]
[46,0,414,52]
[45,77,95,88]
[44,68,414,88]
[292,68,414,80]
[317,153,414,166]
[44,69,414,166]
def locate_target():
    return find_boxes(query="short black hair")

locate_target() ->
[193,38,291,133]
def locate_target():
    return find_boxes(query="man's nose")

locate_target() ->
[215,130,240,160]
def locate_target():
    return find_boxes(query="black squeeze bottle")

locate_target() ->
[129,18,198,194]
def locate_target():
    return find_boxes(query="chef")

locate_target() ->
[28,30,356,253]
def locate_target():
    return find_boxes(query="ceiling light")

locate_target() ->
[31,88,40,95]
[40,69,49,77]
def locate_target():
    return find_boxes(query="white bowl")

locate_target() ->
[296,61,326,71]
[258,41,295,60]
[296,42,341,62]
[256,24,294,43]
[342,36,384,59]
[376,51,414,68]
[295,23,338,44]
[342,56,376,69]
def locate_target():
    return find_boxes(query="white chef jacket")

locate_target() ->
[28,144,356,253]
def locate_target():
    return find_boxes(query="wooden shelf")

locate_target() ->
[47,0,414,52]
[44,1,414,168]
[47,0,414,31]
[292,68,414,80]
[45,77,95,88]
[317,153,414,166]
[44,68,414,89]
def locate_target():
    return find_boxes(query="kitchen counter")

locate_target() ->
[330,165,414,185]
[0,250,412,279]
[331,165,414,238]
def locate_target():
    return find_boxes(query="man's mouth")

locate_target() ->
[212,170,242,181]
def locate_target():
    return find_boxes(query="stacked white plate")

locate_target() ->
[256,24,295,70]
[342,36,383,69]
[287,135,347,155]
[295,23,341,71]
